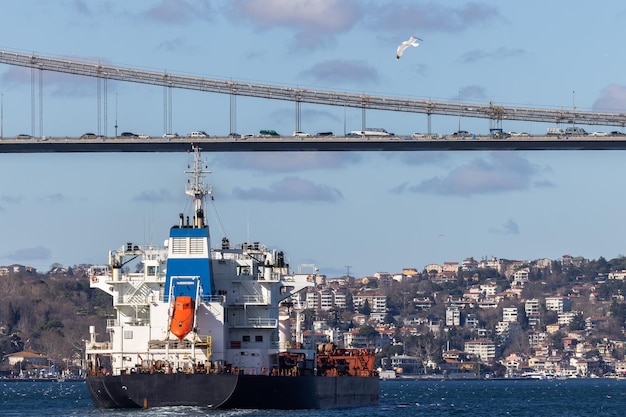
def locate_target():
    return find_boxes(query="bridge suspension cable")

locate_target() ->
[1,49,625,127]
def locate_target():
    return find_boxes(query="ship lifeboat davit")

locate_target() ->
[170,295,195,341]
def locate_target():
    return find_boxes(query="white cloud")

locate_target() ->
[489,218,520,235]
[395,152,548,197]
[302,60,379,85]
[232,176,343,202]
[593,84,626,112]
[229,0,362,49]
[132,188,174,203]
[214,152,361,173]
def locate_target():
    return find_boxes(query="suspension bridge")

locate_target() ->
[1,49,626,153]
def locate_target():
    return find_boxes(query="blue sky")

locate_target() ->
[1,1,626,277]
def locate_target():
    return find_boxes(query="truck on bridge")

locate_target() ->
[546,128,565,136]
[349,128,394,137]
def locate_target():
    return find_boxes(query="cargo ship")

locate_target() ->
[84,146,379,409]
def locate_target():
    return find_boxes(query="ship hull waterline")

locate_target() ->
[86,373,380,409]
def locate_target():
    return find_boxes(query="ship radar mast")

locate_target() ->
[184,145,212,228]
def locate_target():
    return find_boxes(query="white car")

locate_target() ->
[589,131,609,137]
[293,131,310,137]
[188,131,209,138]
[162,133,179,139]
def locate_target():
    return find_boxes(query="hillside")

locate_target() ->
[0,267,113,370]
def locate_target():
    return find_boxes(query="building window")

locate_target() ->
[255,335,263,342]
[242,335,251,342]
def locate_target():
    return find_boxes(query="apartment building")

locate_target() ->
[545,296,571,314]
[502,307,518,323]
[464,339,496,363]
[446,306,461,326]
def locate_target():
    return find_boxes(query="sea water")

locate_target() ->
[1,379,625,417]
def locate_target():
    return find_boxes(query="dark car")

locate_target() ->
[258,129,280,137]
[119,132,138,138]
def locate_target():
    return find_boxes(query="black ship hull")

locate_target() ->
[86,373,379,409]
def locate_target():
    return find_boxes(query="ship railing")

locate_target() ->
[242,294,266,304]
[247,317,278,328]
[86,342,111,351]
[148,339,194,350]
[127,319,149,326]
[200,294,225,303]
[280,275,298,282]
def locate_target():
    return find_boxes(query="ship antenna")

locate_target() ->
[184,145,212,228]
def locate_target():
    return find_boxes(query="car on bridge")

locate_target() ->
[565,127,588,136]
[258,130,280,137]
[80,132,98,139]
[188,131,209,138]
[119,132,138,138]
[452,130,472,138]
[163,133,180,139]
[16,134,32,139]
[293,131,310,137]
[490,129,510,139]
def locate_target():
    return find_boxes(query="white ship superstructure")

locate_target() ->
[86,147,314,376]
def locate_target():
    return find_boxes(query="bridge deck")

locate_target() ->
[1,135,625,153]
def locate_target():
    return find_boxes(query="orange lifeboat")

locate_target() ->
[170,295,195,341]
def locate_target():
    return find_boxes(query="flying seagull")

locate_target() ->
[396,36,422,60]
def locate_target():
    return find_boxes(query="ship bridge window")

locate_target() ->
[243,335,251,342]
[237,266,251,276]
[147,265,158,276]
[255,335,263,342]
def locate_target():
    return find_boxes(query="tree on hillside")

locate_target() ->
[358,325,378,348]
[610,301,626,328]
[359,299,371,317]
[568,312,586,331]
[405,333,441,374]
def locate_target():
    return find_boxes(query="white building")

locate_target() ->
[545,296,571,314]
[502,307,518,323]
[525,299,540,316]
[446,306,461,326]
[558,311,579,326]
[464,339,496,363]
[353,292,387,313]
